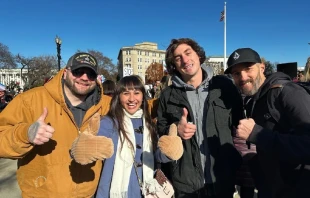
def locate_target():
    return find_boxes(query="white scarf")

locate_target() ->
[110,109,154,198]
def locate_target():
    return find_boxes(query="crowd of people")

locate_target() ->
[0,83,19,112]
[0,38,310,198]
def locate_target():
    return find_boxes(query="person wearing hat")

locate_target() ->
[225,48,310,197]
[0,52,114,197]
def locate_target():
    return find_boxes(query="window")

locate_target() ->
[138,51,142,55]
[126,50,131,55]
[145,51,149,56]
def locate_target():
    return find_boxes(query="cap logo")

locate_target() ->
[74,54,96,67]
[233,52,240,60]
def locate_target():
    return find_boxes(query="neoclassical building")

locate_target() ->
[117,42,166,81]
[0,68,28,89]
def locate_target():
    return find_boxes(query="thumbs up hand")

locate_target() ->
[177,108,196,140]
[28,108,55,145]
[158,123,184,160]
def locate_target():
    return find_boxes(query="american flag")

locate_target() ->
[220,10,225,22]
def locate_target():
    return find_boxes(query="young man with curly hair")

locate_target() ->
[157,38,243,198]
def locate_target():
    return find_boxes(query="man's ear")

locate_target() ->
[63,69,68,79]
[260,63,265,73]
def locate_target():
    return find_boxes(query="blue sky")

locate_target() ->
[1,0,309,68]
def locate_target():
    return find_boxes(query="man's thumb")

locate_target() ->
[38,107,48,122]
[181,108,188,121]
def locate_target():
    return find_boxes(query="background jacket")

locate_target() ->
[157,75,242,197]
[0,69,111,198]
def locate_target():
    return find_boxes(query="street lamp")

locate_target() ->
[55,35,62,71]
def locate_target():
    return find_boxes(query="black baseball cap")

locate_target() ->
[224,48,261,74]
[66,52,98,75]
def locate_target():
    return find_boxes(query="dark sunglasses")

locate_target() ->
[68,68,97,80]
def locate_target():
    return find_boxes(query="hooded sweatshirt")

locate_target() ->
[0,69,111,198]
[171,64,214,183]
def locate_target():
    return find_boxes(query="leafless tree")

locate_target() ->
[16,55,58,89]
[261,57,275,76]
[0,43,17,69]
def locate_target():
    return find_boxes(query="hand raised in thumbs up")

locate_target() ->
[158,123,184,160]
[177,108,196,140]
[28,107,55,145]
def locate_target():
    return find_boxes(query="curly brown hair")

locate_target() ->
[165,38,206,75]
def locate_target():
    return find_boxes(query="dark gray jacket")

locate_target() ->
[157,74,243,197]
[246,72,310,198]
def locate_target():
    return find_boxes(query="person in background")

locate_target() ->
[296,71,304,82]
[102,79,116,97]
[0,52,113,197]
[154,75,172,98]
[301,57,310,82]
[0,83,8,112]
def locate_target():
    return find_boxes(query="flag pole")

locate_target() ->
[224,2,227,71]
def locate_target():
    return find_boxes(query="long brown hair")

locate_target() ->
[107,75,157,150]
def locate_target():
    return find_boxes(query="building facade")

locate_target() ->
[0,68,28,89]
[117,42,166,82]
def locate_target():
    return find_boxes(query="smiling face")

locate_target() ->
[173,43,202,82]
[120,87,143,115]
[231,63,266,96]
[63,67,97,97]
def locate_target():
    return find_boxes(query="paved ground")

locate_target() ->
[0,158,21,198]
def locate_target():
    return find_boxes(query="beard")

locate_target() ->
[64,77,96,97]
[237,73,262,96]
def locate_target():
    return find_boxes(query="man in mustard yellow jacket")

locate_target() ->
[0,52,113,198]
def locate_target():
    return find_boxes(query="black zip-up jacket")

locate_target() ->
[157,75,242,197]
[246,72,310,198]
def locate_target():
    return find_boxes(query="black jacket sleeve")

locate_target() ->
[248,83,310,164]
[157,90,172,137]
